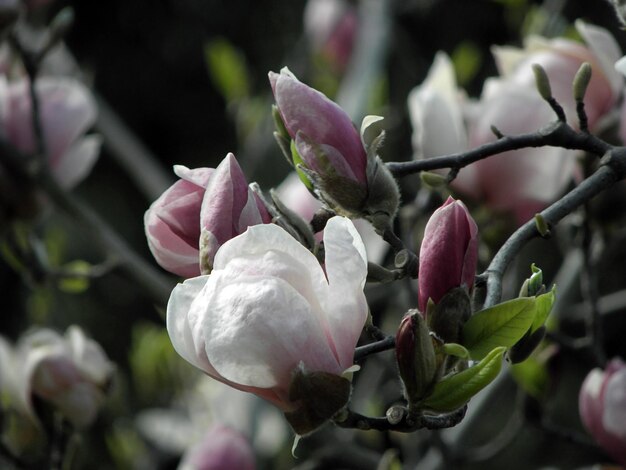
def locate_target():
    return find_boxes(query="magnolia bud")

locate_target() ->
[532,63,553,101]
[269,68,399,232]
[395,311,437,405]
[418,197,478,314]
[573,62,593,102]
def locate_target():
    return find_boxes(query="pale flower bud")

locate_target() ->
[579,358,626,465]
[269,68,399,232]
[167,216,368,434]
[3,77,101,188]
[178,425,255,470]
[418,197,478,315]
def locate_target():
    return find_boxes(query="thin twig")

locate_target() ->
[354,335,395,361]
[333,406,467,432]
[387,121,611,178]
[483,149,626,307]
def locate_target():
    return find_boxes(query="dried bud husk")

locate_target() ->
[428,287,472,344]
[395,311,437,405]
[284,365,351,436]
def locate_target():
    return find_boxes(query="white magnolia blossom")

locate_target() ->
[167,216,368,411]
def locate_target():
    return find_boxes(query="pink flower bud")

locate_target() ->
[304,0,357,72]
[178,425,255,470]
[167,216,367,429]
[395,311,437,404]
[199,153,272,273]
[579,358,626,466]
[269,68,367,186]
[3,77,101,189]
[18,326,114,428]
[144,165,214,278]
[418,197,478,314]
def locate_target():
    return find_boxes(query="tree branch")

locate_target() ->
[386,121,611,178]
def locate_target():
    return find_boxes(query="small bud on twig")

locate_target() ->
[573,63,592,102]
[534,213,551,237]
[420,171,447,189]
[532,64,552,101]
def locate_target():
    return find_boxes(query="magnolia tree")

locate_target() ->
[0,0,626,469]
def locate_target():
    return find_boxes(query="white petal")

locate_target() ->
[323,217,368,369]
[408,52,467,159]
[202,273,340,388]
[52,135,102,189]
[576,20,624,97]
[166,276,214,373]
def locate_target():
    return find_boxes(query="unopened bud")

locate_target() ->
[532,64,553,101]
[395,311,437,405]
[534,213,550,237]
[420,171,448,189]
[573,62,592,102]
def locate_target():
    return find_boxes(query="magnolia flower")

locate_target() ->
[145,154,271,277]
[269,68,399,232]
[408,52,467,161]
[579,358,626,465]
[409,22,623,223]
[304,0,357,72]
[14,326,114,428]
[1,76,101,189]
[167,216,368,432]
[145,165,214,277]
[418,197,478,314]
[178,425,256,470]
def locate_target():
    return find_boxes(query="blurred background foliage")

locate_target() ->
[1,0,626,468]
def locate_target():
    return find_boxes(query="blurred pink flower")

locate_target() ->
[178,425,255,470]
[418,197,478,314]
[145,154,271,277]
[304,0,357,71]
[1,76,101,189]
[167,217,367,412]
[579,358,626,465]
[409,22,623,223]
[16,326,115,428]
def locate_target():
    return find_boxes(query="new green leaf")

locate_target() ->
[422,347,505,412]
[462,297,536,360]
[530,286,556,333]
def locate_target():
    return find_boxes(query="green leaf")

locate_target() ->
[422,347,505,412]
[530,286,556,333]
[204,38,249,103]
[442,343,469,359]
[57,260,92,294]
[290,140,313,190]
[462,297,536,360]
